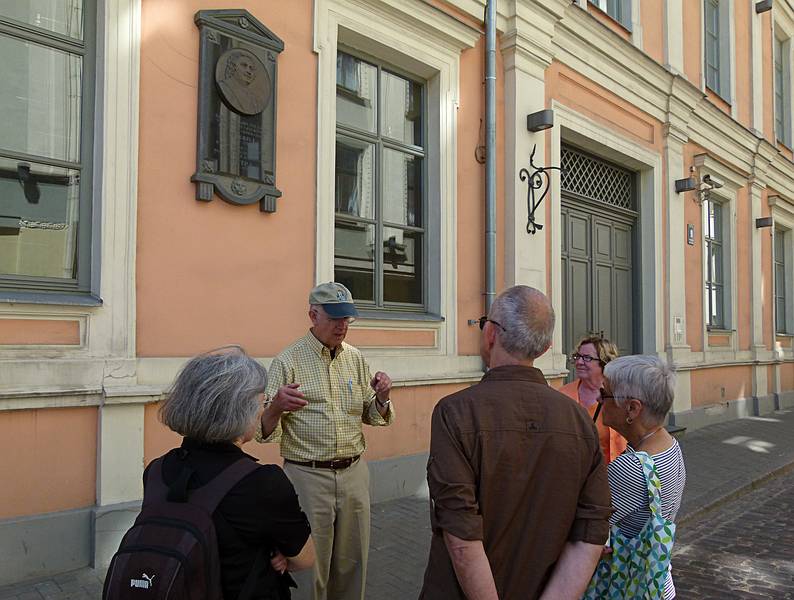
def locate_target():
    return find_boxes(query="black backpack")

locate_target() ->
[102,456,259,600]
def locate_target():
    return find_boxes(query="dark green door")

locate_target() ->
[559,146,637,377]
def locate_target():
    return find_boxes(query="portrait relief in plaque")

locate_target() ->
[215,48,271,116]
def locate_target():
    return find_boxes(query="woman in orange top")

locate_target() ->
[559,336,627,463]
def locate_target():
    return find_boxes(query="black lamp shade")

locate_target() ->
[675,177,698,193]
[527,109,554,132]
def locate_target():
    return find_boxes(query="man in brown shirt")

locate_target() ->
[420,286,612,600]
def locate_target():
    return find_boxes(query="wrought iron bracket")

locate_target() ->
[518,144,562,235]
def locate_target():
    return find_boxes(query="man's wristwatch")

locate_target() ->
[376,397,391,409]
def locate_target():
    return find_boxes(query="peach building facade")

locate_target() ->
[1,0,794,583]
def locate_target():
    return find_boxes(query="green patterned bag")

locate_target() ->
[583,451,675,600]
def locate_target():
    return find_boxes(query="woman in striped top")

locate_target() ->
[600,355,686,599]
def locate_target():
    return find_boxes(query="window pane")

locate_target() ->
[775,230,786,258]
[383,227,422,304]
[334,220,375,303]
[0,34,82,162]
[381,71,422,146]
[711,242,723,285]
[383,150,422,227]
[777,297,786,333]
[336,53,377,134]
[335,138,375,219]
[0,157,80,279]
[0,1,84,40]
[707,284,723,328]
[776,262,786,292]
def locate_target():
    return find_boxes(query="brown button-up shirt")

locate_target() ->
[420,365,612,600]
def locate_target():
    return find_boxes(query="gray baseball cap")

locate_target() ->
[309,282,359,318]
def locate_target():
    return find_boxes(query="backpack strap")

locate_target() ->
[189,458,260,514]
[142,457,169,506]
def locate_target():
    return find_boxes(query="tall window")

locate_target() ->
[0,2,95,296]
[775,229,788,334]
[705,198,725,329]
[704,0,732,102]
[588,0,632,30]
[704,0,721,94]
[775,36,791,147]
[334,51,425,311]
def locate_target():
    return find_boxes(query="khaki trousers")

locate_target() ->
[284,458,370,600]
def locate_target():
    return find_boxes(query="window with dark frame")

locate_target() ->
[587,0,632,30]
[333,51,425,311]
[704,0,721,96]
[775,36,791,147]
[0,2,95,297]
[775,229,788,334]
[705,198,725,330]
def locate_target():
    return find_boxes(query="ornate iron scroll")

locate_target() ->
[518,144,562,235]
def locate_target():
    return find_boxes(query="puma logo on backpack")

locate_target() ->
[103,457,258,600]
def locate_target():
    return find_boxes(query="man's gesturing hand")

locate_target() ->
[271,383,308,413]
[370,372,392,404]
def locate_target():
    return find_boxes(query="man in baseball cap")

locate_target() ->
[257,282,394,600]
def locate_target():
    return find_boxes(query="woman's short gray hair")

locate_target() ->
[603,355,676,425]
[159,346,267,443]
[490,285,555,360]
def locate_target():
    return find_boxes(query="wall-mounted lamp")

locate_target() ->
[676,167,724,206]
[674,177,698,193]
[755,0,773,14]
[527,109,554,132]
[756,216,774,228]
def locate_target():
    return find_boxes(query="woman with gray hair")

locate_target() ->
[593,355,686,599]
[148,346,314,599]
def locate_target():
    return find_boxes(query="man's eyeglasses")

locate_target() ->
[571,353,601,363]
[478,316,507,332]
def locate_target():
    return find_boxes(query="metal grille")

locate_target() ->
[560,146,635,211]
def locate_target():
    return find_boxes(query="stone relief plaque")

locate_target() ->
[191,10,283,212]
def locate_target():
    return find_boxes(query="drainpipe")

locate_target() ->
[485,0,497,314]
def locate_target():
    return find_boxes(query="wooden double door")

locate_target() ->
[561,196,636,376]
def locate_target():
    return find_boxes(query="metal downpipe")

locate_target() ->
[485,0,497,314]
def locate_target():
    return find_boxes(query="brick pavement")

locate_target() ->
[674,468,794,599]
[3,408,794,599]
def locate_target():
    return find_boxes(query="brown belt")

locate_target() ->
[285,455,361,470]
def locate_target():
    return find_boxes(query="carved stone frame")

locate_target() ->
[191,9,283,212]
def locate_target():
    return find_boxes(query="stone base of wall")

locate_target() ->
[0,452,432,585]
[0,507,93,586]
[669,393,780,431]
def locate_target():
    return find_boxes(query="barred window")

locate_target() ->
[560,146,635,212]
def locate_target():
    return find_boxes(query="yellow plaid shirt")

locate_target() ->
[258,331,394,462]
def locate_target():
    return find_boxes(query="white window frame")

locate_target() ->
[588,0,632,29]
[313,0,478,361]
[769,196,794,344]
[773,5,794,148]
[693,154,741,357]
[701,0,735,111]
[774,34,791,146]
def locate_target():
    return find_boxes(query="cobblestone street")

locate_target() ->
[674,469,794,599]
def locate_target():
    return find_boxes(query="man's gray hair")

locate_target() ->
[603,355,676,425]
[159,346,267,443]
[489,285,555,360]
